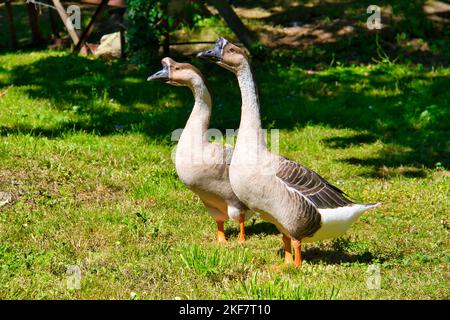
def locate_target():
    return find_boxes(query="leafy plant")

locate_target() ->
[372,34,399,65]
[125,0,208,66]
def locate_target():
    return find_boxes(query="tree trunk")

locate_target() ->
[207,0,258,53]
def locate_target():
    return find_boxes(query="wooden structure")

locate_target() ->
[2,0,259,55]
[4,0,18,49]
[55,0,126,54]
[2,0,126,54]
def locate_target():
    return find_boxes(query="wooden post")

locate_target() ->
[52,0,88,54]
[27,1,44,45]
[4,0,18,49]
[47,0,60,38]
[73,0,109,54]
[119,25,125,59]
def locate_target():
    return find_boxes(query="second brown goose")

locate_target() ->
[198,39,381,267]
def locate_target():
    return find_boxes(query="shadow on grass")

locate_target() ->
[322,133,378,149]
[342,157,429,179]
[302,247,381,265]
[1,49,449,175]
[233,0,448,66]
[225,220,280,239]
[273,241,384,265]
[0,54,197,139]
[227,221,381,265]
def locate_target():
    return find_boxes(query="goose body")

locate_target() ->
[198,39,380,265]
[175,129,249,223]
[229,150,380,243]
[148,57,251,242]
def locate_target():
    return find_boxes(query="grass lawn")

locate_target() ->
[0,49,448,299]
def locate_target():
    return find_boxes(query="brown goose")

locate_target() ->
[197,39,380,267]
[148,58,252,243]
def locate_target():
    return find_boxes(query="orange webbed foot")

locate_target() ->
[294,240,302,268]
[283,235,293,264]
[238,214,245,243]
[217,221,227,244]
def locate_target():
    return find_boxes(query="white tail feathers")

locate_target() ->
[306,202,382,243]
[363,202,382,210]
[350,202,381,216]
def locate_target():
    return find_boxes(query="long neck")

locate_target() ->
[236,60,266,148]
[181,79,211,144]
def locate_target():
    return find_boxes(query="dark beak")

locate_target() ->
[196,48,221,61]
[196,38,226,61]
[147,64,169,82]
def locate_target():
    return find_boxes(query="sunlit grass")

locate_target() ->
[0,49,448,299]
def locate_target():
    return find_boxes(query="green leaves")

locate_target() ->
[125,0,207,66]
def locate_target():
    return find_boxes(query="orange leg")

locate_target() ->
[294,240,302,268]
[238,214,245,243]
[217,221,227,244]
[283,235,293,264]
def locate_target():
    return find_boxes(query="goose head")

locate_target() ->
[147,57,204,88]
[196,38,248,73]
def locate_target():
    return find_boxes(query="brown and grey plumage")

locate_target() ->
[147,57,252,243]
[277,156,353,209]
[197,38,381,267]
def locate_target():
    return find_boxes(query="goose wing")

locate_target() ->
[276,157,353,209]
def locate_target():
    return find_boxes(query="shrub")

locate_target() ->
[125,0,207,66]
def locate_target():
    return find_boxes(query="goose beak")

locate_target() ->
[196,38,227,61]
[196,47,222,61]
[147,65,169,82]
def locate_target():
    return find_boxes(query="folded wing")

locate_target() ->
[276,157,354,209]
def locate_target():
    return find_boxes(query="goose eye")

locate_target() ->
[229,48,235,53]
[175,67,180,71]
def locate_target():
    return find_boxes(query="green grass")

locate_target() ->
[0,49,449,299]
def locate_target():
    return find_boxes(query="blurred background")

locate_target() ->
[1,1,449,66]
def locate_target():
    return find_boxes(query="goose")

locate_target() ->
[148,57,252,243]
[197,38,381,267]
